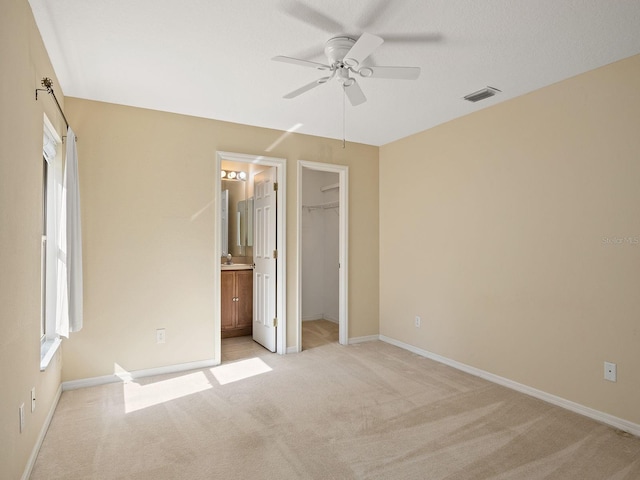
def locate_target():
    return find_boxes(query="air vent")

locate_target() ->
[463,86,501,103]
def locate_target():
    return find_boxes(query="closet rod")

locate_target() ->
[36,77,71,132]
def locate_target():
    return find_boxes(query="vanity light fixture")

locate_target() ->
[221,170,247,181]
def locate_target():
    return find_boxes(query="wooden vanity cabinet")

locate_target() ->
[221,269,253,338]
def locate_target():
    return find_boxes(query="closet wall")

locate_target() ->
[301,169,339,322]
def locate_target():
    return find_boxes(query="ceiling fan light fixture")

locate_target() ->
[463,86,502,103]
[358,67,373,78]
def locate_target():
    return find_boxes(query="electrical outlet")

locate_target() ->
[415,316,421,328]
[604,361,617,382]
[19,404,24,433]
[156,328,166,344]
[31,387,36,413]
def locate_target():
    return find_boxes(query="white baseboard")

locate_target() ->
[21,384,62,480]
[349,334,380,345]
[62,358,219,391]
[380,335,640,437]
[287,333,378,351]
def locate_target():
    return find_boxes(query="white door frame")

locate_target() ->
[214,151,287,364]
[297,160,349,350]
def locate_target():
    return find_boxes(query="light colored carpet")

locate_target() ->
[31,334,639,479]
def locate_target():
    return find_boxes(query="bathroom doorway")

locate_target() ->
[297,161,349,351]
[214,152,287,365]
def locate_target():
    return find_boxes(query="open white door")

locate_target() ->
[253,166,277,352]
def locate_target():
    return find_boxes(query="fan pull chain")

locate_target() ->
[342,88,346,149]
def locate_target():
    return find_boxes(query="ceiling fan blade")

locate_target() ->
[287,45,326,64]
[283,77,331,99]
[282,2,345,33]
[343,32,384,67]
[380,33,444,44]
[357,0,396,30]
[343,80,367,106]
[272,56,330,70]
[362,66,421,80]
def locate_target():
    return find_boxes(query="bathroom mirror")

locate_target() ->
[221,179,253,256]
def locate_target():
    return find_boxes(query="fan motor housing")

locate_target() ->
[324,36,356,64]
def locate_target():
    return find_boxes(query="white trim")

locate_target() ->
[215,151,287,356]
[349,334,380,344]
[39,336,61,371]
[43,113,62,152]
[62,374,122,391]
[41,113,63,364]
[62,358,219,391]
[21,384,62,480]
[286,346,300,354]
[380,335,640,437]
[297,160,349,351]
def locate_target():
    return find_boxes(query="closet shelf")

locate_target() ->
[320,183,339,192]
[302,201,339,210]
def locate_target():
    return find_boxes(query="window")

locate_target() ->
[41,156,48,340]
[40,116,62,370]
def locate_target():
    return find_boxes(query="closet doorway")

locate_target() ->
[297,161,348,351]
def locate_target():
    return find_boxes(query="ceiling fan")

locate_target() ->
[272,32,421,106]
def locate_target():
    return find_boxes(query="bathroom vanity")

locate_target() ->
[221,264,253,338]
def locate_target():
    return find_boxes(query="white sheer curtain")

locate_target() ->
[56,127,83,337]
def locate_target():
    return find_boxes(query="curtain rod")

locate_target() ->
[36,77,70,131]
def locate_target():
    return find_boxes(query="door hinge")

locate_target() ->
[273,249,278,259]
[273,182,278,191]
[273,317,278,327]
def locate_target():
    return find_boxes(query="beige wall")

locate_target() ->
[62,98,379,381]
[380,54,640,425]
[6,3,637,476]
[0,0,66,478]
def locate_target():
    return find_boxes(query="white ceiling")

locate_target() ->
[29,0,640,147]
